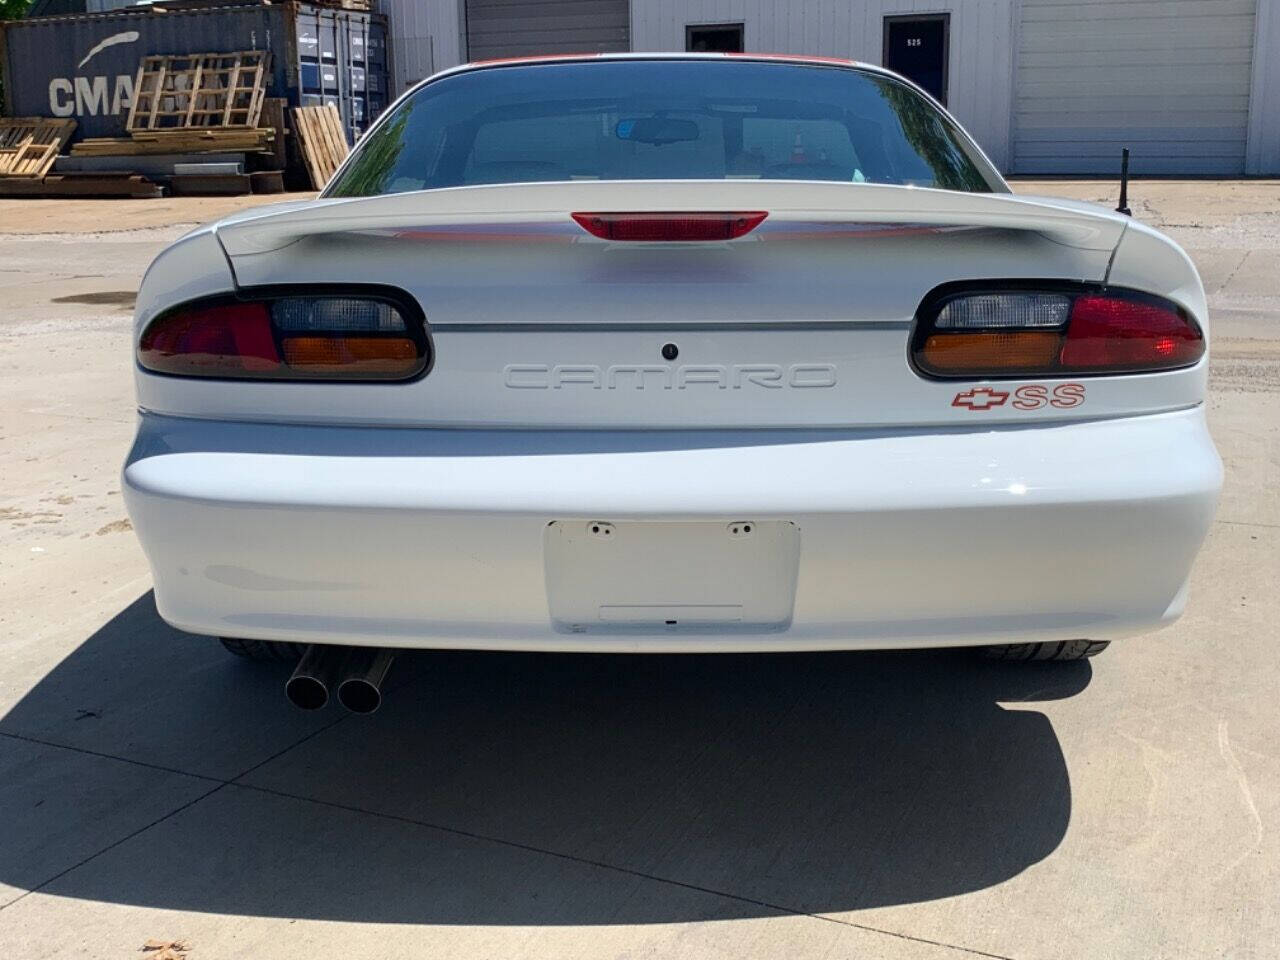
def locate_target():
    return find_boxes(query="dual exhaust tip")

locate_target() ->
[286,645,395,714]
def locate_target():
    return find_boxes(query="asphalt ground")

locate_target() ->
[0,181,1277,959]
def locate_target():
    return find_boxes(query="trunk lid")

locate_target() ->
[197,180,1149,429]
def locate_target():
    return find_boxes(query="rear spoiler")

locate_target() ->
[215,180,1128,256]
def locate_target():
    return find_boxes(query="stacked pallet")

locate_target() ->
[127,51,270,131]
[73,50,277,162]
[56,51,284,196]
[0,118,77,178]
[6,51,308,198]
[71,128,276,157]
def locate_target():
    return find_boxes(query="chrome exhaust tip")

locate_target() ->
[285,645,346,710]
[336,648,395,715]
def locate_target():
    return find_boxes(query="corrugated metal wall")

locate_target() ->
[630,0,1016,174]
[1247,0,1280,175]
[1013,0,1258,175]
[380,0,438,96]
[465,0,630,61]
[85,0,147,11]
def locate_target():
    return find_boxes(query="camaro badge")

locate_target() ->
[504,363,837,390]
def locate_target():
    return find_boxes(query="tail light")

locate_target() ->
[138,290,429,381]
[911,284,1203,379]
[571,212,767,241]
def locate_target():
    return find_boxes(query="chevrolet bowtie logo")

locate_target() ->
[952,387,1010,410]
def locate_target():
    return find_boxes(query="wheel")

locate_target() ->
[980,639,1110,662]
[218,637,304,662]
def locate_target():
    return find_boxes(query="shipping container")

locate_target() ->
[0,1,390,145]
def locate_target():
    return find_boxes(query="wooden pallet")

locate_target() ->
[126,51,270,132]
[0,118,77,178]
[291,104,349,189]
[71,128,276,157]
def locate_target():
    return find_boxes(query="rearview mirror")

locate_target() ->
[615,117,700,145]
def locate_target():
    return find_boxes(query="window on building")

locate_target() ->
[686,23,744,53]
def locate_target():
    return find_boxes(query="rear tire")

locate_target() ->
[218,637,304,662]
[981,639,1110,662]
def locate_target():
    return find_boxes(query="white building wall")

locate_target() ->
[630,1,1017,172]
[379,0,465,96]
[372,0,1280,176]
[1247,0,1280,174]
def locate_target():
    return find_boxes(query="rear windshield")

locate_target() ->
[328,59,1001,197]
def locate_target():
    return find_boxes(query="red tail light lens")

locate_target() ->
[912,285,1204,379]
[138,292,429,381]
[139,302,279,377]
[571,211,767,241]
[1060,295,1204,370]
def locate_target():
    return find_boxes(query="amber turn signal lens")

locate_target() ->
[281,336,420,375]
[918,331,1063,375]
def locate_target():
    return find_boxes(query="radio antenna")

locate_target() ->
[1116,148,1132,216]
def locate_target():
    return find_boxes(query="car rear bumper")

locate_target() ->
[123,408,1221,652]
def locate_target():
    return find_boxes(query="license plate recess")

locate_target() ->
[544,520,800,633]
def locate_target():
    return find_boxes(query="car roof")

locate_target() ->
[431,51,901,84]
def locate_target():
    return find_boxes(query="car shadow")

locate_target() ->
[0,592,1088,923]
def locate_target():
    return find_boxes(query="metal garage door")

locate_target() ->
[465,0,630,61]
[1014,0,1257,175]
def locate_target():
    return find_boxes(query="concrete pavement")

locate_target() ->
[0,182,1277,959]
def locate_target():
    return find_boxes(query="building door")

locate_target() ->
[1013,0,1257,175]
[464,0,629,62]
[883,14,949,104]
[686,23,744,53]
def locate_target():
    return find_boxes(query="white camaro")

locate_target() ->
[124,54,1221,711]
